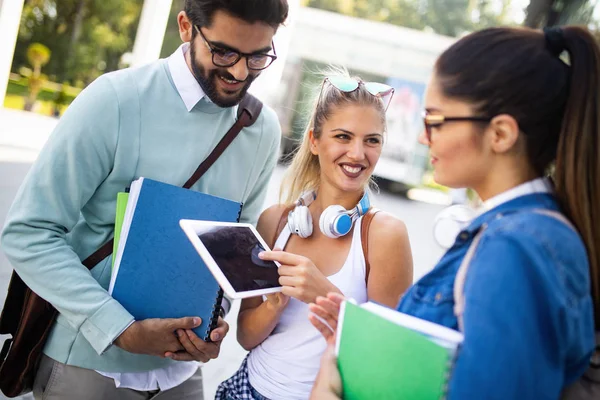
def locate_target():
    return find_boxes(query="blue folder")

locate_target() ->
[110,177,242,340]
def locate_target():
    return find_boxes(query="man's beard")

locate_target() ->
[189,42,256,108]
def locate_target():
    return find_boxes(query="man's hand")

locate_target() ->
[166,317,230,362]
[114,317,201,357]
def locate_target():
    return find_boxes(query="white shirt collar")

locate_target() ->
[167,43,207,112]
[482,177,553,211]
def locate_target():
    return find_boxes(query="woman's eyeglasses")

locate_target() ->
[320,76,395,111]
[422,112,491,143]
[195,25,277,71]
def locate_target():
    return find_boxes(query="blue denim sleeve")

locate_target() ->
[448,230,579,400]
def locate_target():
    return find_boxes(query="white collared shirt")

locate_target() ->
[482,177,553,212]
[434,178,554,249]
[168,42,209,111]
[95,43,206,391]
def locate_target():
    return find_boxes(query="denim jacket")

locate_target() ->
[397,193,596,400]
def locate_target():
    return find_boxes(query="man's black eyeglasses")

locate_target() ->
[194,25,277,71]
[422,112,491,143]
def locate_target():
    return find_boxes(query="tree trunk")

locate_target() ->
[524,0,553,28]
[61,0,87,82]
[524,0,592,28]
[70,0,87,50]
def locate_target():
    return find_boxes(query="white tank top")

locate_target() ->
[247,217,369,400]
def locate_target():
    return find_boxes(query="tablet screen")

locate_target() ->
[197,225,281,293]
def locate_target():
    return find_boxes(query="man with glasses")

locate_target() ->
[192,24,278,107]
[0,1,288,399]
[181,2,282,108]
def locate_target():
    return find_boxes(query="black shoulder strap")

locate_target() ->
[82,94,263,269]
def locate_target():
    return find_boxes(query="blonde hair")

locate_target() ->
[279,67,388,205]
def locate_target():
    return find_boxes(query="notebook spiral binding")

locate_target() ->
[202,202,241,342]
[204,287,225,342]
[441,343,462,399]
[236,203,244,223]
[202,203,241,341]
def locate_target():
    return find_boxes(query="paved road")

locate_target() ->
[0,109,446,399]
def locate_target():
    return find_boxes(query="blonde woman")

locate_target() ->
[215,73,414,399]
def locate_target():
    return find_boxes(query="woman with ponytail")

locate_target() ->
[310,26,600,399]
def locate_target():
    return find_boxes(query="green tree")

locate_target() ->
[303,0,517,37]
[24,42,51,111]
[12,0,142,86]
[161,0,185,58]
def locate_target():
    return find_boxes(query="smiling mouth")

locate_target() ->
[343,165,362,174]
[218,75,244,86]
[340,164,366,178]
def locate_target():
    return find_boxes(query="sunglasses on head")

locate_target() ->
[320,76,395,111]
[422,111,492,143]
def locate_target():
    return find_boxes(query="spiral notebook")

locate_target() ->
[336,301,463,400]
[109,177,242,341]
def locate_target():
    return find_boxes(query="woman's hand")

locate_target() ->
[310,343,343,400]
[258,250,342,304]
[265,292,290,313]
[263,247,290,313]
[308,292,345,344]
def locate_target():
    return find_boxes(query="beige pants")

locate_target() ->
[32,355,204,400]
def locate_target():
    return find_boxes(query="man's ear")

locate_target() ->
[488,114,520,154]
[178,11,193,43]
[309,129,319,155]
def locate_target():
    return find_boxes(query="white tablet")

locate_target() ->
[179,219,282,299]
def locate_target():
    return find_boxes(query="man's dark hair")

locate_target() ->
[185,0,288,29]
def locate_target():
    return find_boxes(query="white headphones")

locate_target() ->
[287,191,371,239]
[433,204,476,249]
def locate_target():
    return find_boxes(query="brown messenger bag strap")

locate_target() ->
[361,208,380,284]
[182,94,263,189]
[81,94,263,270]
[272,205,296,248]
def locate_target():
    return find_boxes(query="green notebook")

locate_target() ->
[112,192,129,269]
[336,301,464,400]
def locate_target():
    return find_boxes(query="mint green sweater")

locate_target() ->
[0,60,281,372]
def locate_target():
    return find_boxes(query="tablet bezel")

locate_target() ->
[179,219,282,299]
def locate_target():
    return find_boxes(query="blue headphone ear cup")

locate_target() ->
[319,205,347,239]
[289,205,313,238]
[334,213,354,236]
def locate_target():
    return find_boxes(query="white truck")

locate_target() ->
[272,7,455,192]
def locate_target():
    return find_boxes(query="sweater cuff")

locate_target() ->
[80,298,135,355]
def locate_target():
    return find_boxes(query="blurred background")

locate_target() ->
[3,0,600,198]
[1,0,599,398]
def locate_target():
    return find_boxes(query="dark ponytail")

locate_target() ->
[435,26,600,329]
[554,26,600,329]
